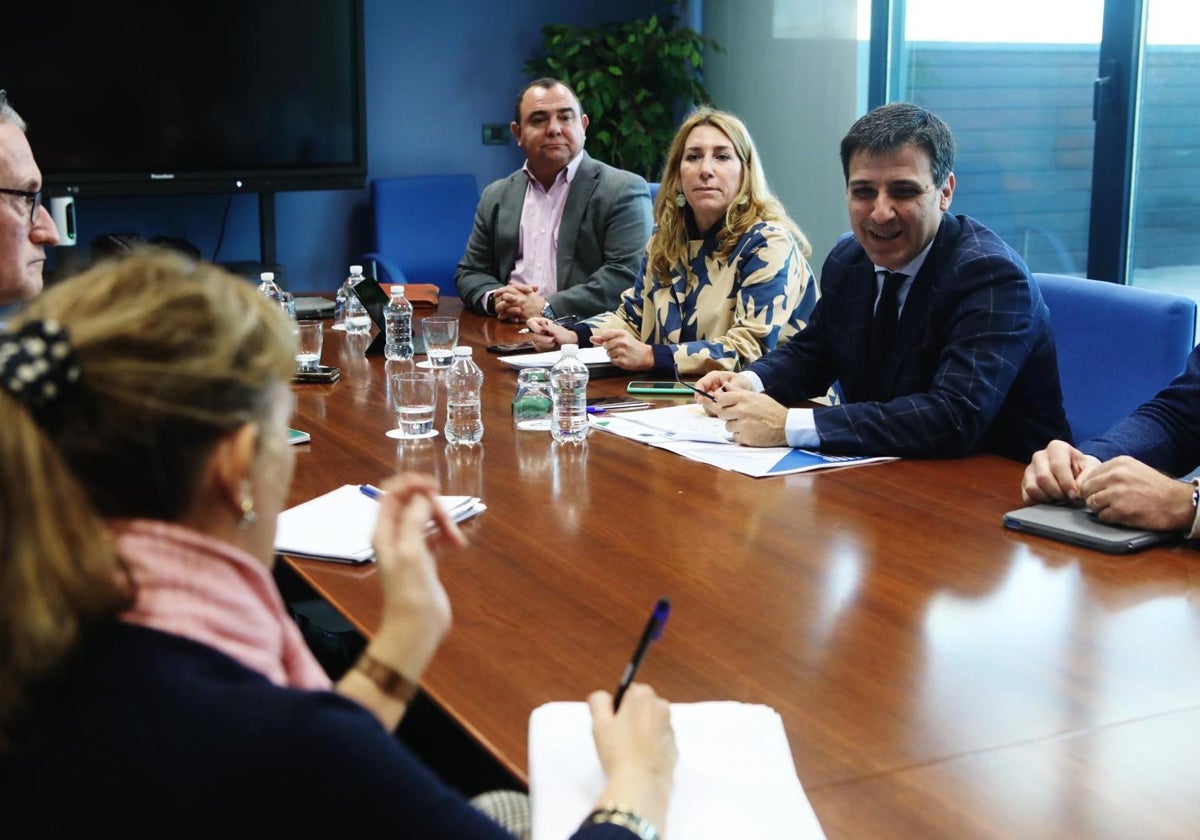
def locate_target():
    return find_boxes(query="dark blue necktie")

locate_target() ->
[867,272,906,400]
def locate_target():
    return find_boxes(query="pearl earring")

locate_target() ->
[238,490,258,531]
[675,192,687,208]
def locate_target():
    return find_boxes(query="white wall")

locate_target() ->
[703,0,863,274]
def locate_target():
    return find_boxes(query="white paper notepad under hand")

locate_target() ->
[274,484,485,564]
[529,701,826,839]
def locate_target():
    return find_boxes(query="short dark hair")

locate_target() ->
[840,102,955,187]
[513,77,583,125]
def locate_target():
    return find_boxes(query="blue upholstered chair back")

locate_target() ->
[647,181,660,203]
[364,174,479,296]
[1034,272,1197,443]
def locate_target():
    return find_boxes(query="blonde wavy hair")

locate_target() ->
[649,106,811,285]
[0,250,296,752]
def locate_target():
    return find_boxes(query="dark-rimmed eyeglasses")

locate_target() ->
[673,362,717,402]
[0,187,42,223]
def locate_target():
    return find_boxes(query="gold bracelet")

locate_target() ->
[582,804,659,840]
[353,653,419,704]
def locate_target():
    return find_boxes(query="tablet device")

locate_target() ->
[1002,504,1179,555]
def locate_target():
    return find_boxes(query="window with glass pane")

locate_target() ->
[892,1,1103,276]
[1128,1,1200,302]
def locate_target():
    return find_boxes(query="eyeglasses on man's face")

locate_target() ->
[0,187,42,223]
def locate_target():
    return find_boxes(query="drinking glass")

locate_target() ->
[387,370,438,439]
[421,316,459,370]
[295,322,324,371]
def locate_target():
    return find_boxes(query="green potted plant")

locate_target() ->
[523,10,721,182]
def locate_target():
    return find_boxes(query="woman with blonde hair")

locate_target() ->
[0,251,675,836]
[527,106,814,374]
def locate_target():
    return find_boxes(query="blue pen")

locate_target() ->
[613,597,671,711]
[359,484,384,500]
[586,405,607,414]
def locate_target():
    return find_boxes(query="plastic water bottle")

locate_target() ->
[257,271,284,307]
[550,344,589,443]
[383,285,413,361]
[344,265,371,335]
[445,346,484,446]
[333,277,348,328]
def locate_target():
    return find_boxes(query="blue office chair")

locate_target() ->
[363,174,479,296]
[1034,272,1197,443]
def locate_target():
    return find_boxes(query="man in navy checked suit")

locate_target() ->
[695,103,1070,461]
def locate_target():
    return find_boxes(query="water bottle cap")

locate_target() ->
[561,344,578,355]
[453,346,472,356]
[349,265,363,274]
[260,271,274,281]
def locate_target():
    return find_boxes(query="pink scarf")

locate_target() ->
[112,519,332,691]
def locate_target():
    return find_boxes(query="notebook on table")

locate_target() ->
[1002,503,1179,555]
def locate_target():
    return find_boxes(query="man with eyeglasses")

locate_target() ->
[0,91,59,308]
[696,102,1070,461]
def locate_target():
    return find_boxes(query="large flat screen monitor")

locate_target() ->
[3,0,366,198]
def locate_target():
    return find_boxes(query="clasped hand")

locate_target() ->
[494,283,543,322]
[1021,440,1193,531]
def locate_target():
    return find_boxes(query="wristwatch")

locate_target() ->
[541,301,555,319]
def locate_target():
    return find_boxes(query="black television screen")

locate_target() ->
[3,0,365,197]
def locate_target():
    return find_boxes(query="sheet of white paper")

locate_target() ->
[529,701,826,840]
[497,345,612,369]
[591,410,897,478]
[274,484,484,563]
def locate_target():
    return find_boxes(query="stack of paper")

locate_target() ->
[274,484,486,564]
[498,346,613,370]
[590,404,897,478]
[529,701,826,839]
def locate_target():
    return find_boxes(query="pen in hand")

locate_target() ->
[613,597,671,711]
[518,314,579,334]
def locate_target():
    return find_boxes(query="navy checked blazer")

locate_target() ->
[1080,343,1200,475]
[745,214,1071,461]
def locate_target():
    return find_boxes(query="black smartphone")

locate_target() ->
[487,340,536,354]
[293,365,341,384]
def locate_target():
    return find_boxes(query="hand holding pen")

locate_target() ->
[614,598,671,710]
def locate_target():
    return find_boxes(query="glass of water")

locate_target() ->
[295,322,323,372]
[420,316,459,370]
[387,370,438,439]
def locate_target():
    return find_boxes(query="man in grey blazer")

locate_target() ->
[455,78,652,322]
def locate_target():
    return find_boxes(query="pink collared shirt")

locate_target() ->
[508,151,584,301]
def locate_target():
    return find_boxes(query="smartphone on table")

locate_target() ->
[626,381,694,396]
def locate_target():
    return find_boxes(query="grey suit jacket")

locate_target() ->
[454,152,652,317]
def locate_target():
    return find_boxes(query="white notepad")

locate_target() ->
[529,701,826,839]
[274,484,486,564]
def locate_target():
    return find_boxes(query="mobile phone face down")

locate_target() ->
[487,341,536,354]
[294,365,340,384]
[626,381,693,395]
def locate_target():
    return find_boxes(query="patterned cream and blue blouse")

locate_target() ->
[573,220,813,374]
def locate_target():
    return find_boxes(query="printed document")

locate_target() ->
[591,404,896,478]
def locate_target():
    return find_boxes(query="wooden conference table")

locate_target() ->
[285,301,1200,839]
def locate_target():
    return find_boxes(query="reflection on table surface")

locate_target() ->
[286,301,1200,838]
